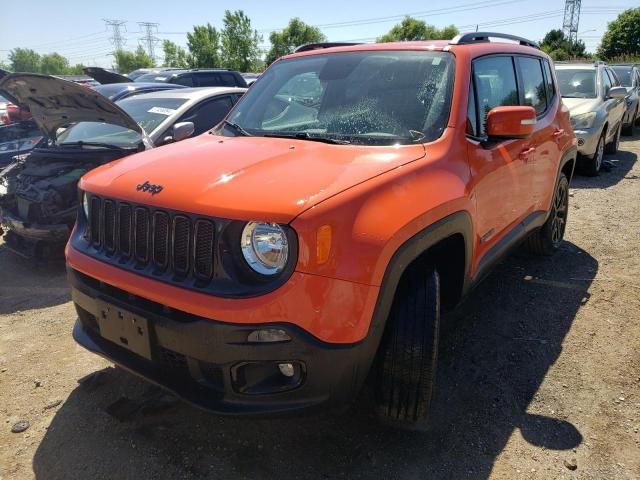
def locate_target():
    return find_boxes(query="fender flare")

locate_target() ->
[354,211,472,377]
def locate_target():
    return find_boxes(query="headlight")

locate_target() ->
[241,221,289,275]
[570,112,597,129]
[82,192,89,218]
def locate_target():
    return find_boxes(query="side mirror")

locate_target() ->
[607,86,627,100]
[486,106,536,140]
[163,121,195,144]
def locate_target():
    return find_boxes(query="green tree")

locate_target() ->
[68,64,86,75]
[114,46,154,73]
[187,23,220,68]
[9,48,41,73]
[266,18,326,65]
[40,52,70,75]
[220,10,262,72]
[377,17,458,42]
[598,8,640,60]
[162,40,189,68]
[540,29,587,60]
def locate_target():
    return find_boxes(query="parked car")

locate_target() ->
[134,68,248,88]
[555,62,627,175]
[610,64,640,135]
[127,67,183,81]
[0,72,245,257]
[68,33,576,426]
[92,82,187,101]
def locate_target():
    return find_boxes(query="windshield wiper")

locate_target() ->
[261,132,350,145]
[58,141,126,150]
[223,120,252,137]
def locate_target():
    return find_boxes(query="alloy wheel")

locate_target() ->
[551,180,568,245]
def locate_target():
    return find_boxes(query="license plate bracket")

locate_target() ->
[96,300,152,360]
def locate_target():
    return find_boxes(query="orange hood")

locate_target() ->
[79,133,426,223]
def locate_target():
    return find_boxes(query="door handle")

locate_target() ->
[553,129,565,138]
[519,147,536,160]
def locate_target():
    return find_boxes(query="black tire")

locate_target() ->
[604,124,621,154]
[374,265,440,425]
[622,121,633,136]
[526,172,569,256]
[583,131,605,176]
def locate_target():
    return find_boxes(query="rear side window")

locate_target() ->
[472,56,518,136]
[193,72,222,87]
[219,73,239,86]
[517,57,547,115]
[606,68,620,87]
[174,75,194,87]
[179,96,234,135]
[542,60,556,103]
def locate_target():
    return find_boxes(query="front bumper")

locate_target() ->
[0,211,70,257]
[69,267,376,415]
[573,127,601,157]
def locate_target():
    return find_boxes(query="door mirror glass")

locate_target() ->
[486,106,536,139]
[607,86,627,100]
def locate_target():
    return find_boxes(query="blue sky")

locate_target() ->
[0,0,635,68]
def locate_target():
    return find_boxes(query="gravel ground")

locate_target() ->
[0,133,639,480]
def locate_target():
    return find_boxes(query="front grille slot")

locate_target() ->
[103,200,116,252]
[194,220,215,280]
[134,208,150,263]
[153,212,170,269]
[172,216,191,275]
[85,195,218,287]
[118,204,132,256]
[89,197,101,246]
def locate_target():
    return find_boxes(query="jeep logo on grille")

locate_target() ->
[136,181,163,195]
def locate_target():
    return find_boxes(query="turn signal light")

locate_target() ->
[316,225,332,265]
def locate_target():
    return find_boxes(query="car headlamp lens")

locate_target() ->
[570,112,596,129]
[82,192,89,218]
[241,221,289,275]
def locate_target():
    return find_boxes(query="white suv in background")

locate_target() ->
[555,62,627,176]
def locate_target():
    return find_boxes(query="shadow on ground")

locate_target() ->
[32,242,596,480]
[572,136,638,189]
[0,243,68,314]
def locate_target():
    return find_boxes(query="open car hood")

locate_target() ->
[83,67,132,85]
[0,73,142,141]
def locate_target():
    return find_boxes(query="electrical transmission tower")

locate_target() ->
[138,22,160,63]
[103,19,127,51]
[562,0,581,43]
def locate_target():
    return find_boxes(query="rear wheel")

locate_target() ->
[605,124,621,154]
[374,265,440,426]
[526,172,569,256]
[622,118,634,136]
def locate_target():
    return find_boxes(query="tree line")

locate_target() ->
[2,8,638,75]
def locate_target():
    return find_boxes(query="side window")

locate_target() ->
[467,82,477,137]
[606,69,620,87]
[174,75,194,87]
[193,72,221,87]
[517,57,547,115]
[601,69,612,96]
[542,59,556,102]
[179,96,234,136]
[472,56,518,136]
[219,73,238,87]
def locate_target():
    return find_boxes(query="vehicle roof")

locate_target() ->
[119,86,246,102]
[555,63,597,70]
[282,39,548,60]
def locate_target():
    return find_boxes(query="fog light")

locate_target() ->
[247,329,291,343]
[278,362,295,377]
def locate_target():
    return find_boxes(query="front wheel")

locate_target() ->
[374,265,440,426]
[583,132,605,176]
[605,124,621,154]
[526,172,569,256]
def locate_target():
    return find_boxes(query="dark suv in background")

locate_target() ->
[135,68,247,88]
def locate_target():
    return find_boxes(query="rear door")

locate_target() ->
[515,55,560,211]
[466,55,536,262]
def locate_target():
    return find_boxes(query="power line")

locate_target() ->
[103,19,127,51]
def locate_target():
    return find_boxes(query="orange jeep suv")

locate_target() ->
[67,33,577,425]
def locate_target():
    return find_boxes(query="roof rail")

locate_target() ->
[294,42,362,53]
[449,32,539,49]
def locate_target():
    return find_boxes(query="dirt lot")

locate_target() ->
[1,133,639,480]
